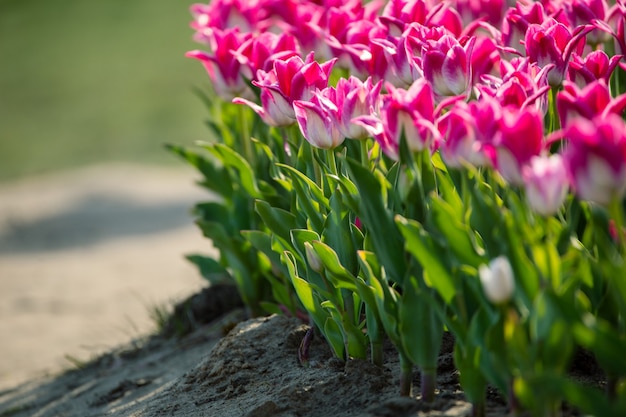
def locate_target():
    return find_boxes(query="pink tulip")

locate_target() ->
[562,115,626,206]
[186,29,253,101]
[607,0,626,56]
[319,77,382,140]
[355,79,436,160]
[502,2,547,55]
[238,53,337,124]
[522,155,569,216]
[524,19,591,87]
[493,107,544,185]
[190,0,265,44]
[470,37,501,86]
[565,0,610,45]
[453,0,506,27]
[557,80,626,128]
[233,70,295,127]
[422,34,476,99]
[294,96,345,150]
[379,0,463,37]
[233,32,300,79]
[326,20,388,81]
[438,102,492,169]
[476,57,551,116]
[567,50,622,87]
[371,32,422,88]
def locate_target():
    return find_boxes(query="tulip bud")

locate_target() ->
[304,242,323,273]
[479,256,515,304]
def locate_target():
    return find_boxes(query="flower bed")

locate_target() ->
[171,1,626,415]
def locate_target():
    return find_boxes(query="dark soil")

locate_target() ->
[0,284,607,417]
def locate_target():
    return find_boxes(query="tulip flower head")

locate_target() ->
[326,76,383,140]
[438,102,492,169]
[294,95,346,150]
[493,107,544,186]
[355,79,437,160]
[422,34,476,99]
[186,29,253,101]
[522,155,569,216]
[562,115,626,206]
[479,256,515,304]
[567,50,622,87]
[524,20,589,87]
[237,53,337,126]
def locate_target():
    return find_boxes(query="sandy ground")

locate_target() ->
[0,164,213,390]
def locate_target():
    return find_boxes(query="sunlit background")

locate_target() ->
[0,0,216,389]
[0,0,210,180]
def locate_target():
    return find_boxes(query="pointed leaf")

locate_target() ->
[396,216,457,303]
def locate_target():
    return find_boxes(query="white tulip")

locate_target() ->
[479,256,515,304]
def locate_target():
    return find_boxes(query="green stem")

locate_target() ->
[360,139,369,169]
[399,352,413,397]
[547,87,561,137]
[342,289,355,326]
[327,148,339,177]
[366,305,384,367]
[420,367,437,403]
[238,105,255,166]
[313,147,323,189]
[472,399,486,417]
[609,198,626,250]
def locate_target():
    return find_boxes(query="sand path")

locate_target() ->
[0,164,212,390]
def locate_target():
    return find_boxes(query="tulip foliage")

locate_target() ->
[172,0,626,415]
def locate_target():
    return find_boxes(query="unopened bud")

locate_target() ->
[479,256,515,304]
[304,242,323,273]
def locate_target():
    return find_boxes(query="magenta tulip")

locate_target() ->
[422,34,476,99]
[562,115,626,206]
[493,107,544,185]
[186,29,253,101]
[294,96,345,150]
[522,155,569,216]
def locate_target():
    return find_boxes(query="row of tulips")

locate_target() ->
[172,0,626,415]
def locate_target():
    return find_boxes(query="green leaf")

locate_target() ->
[468,178,503,256]
[185,254,231,285]
[400,276,444,370]
[503,211,540,304]
[255,200,299,242]
[242,230,286,277]
[165,144,232,198]
[322,191,358,275]
[324,317,346,359]
[283,251,325,321]
[357,250,401,345]
[194,202,233,233]
[396,216,457,303]
[311,241,358,292]
[430,197,486,268]
[574,316,626,376]
[277,163,330,209]
[435,169,464,217]
[282,166,326,232]
[205,143,264,198]
[346,158,406,284]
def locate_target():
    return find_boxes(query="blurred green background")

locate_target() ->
[0,0,211,182]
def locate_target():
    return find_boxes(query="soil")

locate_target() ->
[0,283,607,417]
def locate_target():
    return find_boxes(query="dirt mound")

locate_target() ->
[0,284,603,417]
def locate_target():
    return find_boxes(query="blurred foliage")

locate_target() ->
[0,0,210,181]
